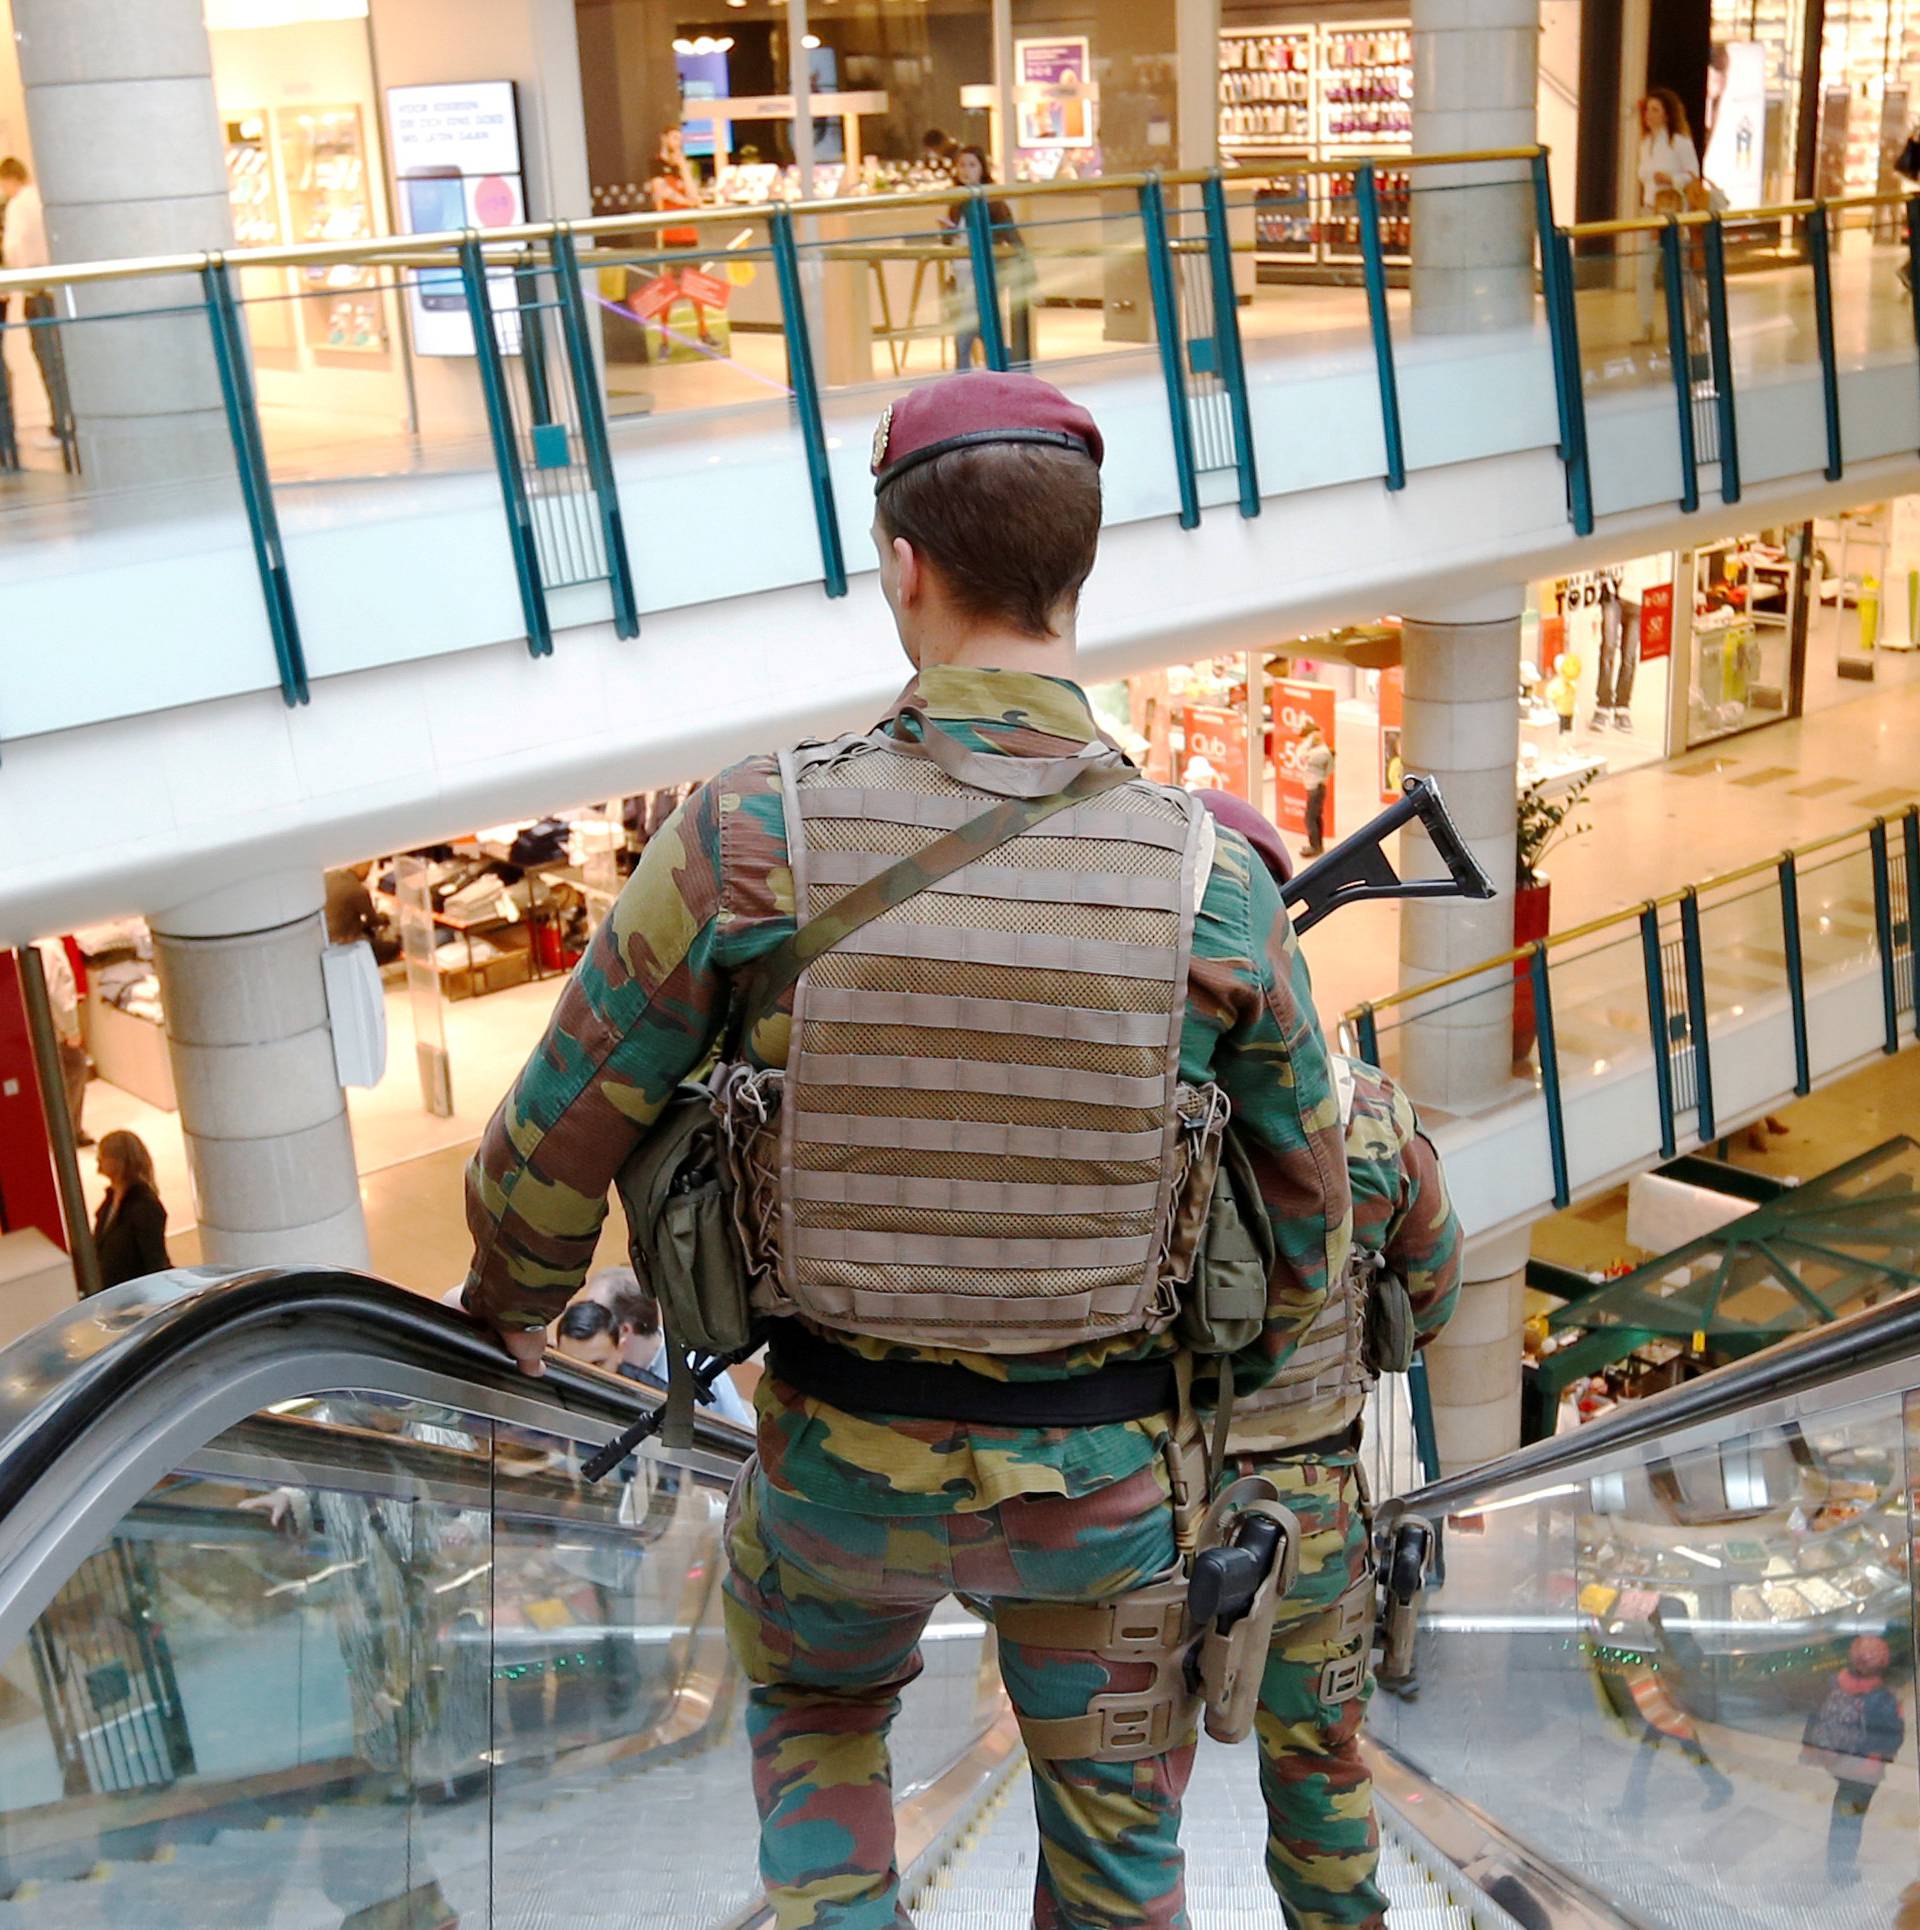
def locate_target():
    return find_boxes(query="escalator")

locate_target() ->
[0,1271,1907,1927]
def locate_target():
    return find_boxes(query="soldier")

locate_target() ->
[463,370,1352,1929]
[1200,788,1463,1930]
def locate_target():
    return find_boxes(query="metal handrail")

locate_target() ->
[1349,802,1915,1025]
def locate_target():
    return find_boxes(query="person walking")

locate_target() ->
[32,936,90,1147]
[0,157,65,452]
[1197,790,1463,1930]
[1634,91,1700,345]
[1299,725,1334,856]
[1803,1635,1905,1886]
[93,1131,170,1289]
[462,369,1353,1929]
[940,145,1031,368]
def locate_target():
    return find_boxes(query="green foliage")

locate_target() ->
[1517,772,1594,887]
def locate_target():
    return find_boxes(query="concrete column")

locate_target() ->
[1397,588,1522,1112]
[151,872,369,1272]
[12,0,233,489]
[1410,0,1539,335]
[1424,1226,1529,1468]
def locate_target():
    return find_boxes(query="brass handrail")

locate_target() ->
[0,146,1546,299]
[1347,801,1918,1027]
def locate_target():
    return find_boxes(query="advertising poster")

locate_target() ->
[1377,666,1404,803]
[1179,704,1248,796]
[386,81,526,357]
[1274,680,1336,838]
[1703,41,1765,213]
[1639,582,1674,660]
[1016,37,1094,149]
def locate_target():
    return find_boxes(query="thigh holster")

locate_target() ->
[1288,1575,1377,1708]
[992,1572,1198,1764]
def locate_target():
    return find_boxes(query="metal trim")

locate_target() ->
[1778,853,1813,1095]
[1677,887,1715,1140]
[769,206,848,599]
[1355,162,1405,492]
[1529,944,1570,1208]
[1659,220,1699,513]
[1138,174,1201,530]
[1637,902,1678,1158]
[961,189,1010,371]
[1200,171,1259,517]
[1552,229,1595,535]
[1702,215,1740,503]
[1870,817,1900,1053]
[1807,202,1845,481]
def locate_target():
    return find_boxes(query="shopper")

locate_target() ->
[1634,91,1700,344]
[940,147,1030,368]
[556,1268,755,1427]
[0,157,63,452]
[93,1131,170,1289]
[1603,1593,1735,1817]
[1802,1636,1906,1886]
[648,129,717,349]
[325,861,399,965]
[921,127,961,179]
[1299,723,1334,856]
[31,936,90,1146]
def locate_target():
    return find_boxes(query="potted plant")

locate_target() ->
[1512,773,1593,1061]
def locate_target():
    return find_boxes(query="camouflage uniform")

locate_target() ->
[1227,1059,1462,1930]
[465,668,1352,1929]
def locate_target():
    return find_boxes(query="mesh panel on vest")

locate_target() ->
[1231,1256,1372,1441]
[777,734,1201,1351]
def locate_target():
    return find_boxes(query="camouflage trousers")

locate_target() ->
[723,1455,1196,1930]
[1239,1452,1385,1930]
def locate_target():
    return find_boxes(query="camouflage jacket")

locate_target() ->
[465,666,1352,1514]
[1225,1055,1461,1454]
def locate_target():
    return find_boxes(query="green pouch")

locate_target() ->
[1363,1266,1417,1377]
[612,1080,757,1361]
[1176,1124,1274,1358]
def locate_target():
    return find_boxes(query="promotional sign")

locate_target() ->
[1016,38,1094,148]
[1274,680,1336,839]
[1639,582,1674,660]
[1703,41,1765,213]
[1179,704,1248,797]
[386,81,526,357]
[1377,666,1404,804]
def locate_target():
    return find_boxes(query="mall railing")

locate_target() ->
[3,154,1917,739]
[1345,801,1920,1213]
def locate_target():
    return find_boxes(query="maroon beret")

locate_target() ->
[1193,788,1294,886]
[872,370,1103,493]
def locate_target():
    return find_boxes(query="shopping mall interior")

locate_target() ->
[1,0,1919,1924]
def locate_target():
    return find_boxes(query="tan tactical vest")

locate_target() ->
[735,717,1210,1353]
[1228,1056,1376,1449]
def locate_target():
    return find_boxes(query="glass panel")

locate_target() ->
[1798,843,1884,1070]
[1724,213,1830,489]
[1688,534,1799,744]
[1384,1388,1916,1924]
[1362,962,1516,1120]
[1538,926,1659,1179]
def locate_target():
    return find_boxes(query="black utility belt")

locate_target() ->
[766,1321,1177,1428]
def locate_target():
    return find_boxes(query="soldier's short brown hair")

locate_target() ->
[877,442,1101,640]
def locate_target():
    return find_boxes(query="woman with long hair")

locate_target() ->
[1636,88,1701,341]
[93,1130,170,1288]
[938,145,1032,367]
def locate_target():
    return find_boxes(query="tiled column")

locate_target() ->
[12,0,234,487]
[1410,0,1539,334]
[1423,1227,1530,1468]
[151,873,368,1270]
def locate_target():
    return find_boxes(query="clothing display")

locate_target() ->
[94,961,164,1024]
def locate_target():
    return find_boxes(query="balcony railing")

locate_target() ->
[1,153,1916,741]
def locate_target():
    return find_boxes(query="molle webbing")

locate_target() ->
[774,730,1205,1353]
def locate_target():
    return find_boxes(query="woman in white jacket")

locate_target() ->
[1636,88,1701,342]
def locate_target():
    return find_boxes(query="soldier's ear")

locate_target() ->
[891,534,923,608]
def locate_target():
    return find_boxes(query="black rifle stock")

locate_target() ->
[1281,775,1495,934]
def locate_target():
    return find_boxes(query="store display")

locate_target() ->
[1218,28,1312,154]
[224,113,281,248]
[279,105,385,354]
[1319,27,1411,146]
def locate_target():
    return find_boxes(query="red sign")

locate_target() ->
[1178,705,1248,796]
[629,272,680,321]
[1274,680,1336,840]
[1639,581,1674,660]
[679,266,731,309]
[473,175,517,227]
[1377,665,1404,805]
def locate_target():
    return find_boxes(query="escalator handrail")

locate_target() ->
[1394,1281,1920,1520]
[0,1265,751,1533]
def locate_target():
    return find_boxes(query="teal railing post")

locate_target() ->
[1637,902,1677,1159]
[550,227,640,640]
[1905,807,1920,1039]
[1355,161,1406,492]
[961,189,1009,371]
[1200,170,1260,517]
[1552,230,1594,535]
[1702,214,1740,503]
[1354,1003,1380,1066]
[1408,1355,1441,1483]
[0,312,17,471]
[768,206,848,600]
[1139,174,1202,531]
[1777,852,1812,1095]
[1530,149,1571,461]
[1678,887,1716,1140]
[1659,218,1700,513]
[458,235,552,658]
[201,258,309,708]
[512,260,554,429]
[1870,819,1900,1054]
[1807,202,1844,482]
[1528,943,1571,1209]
